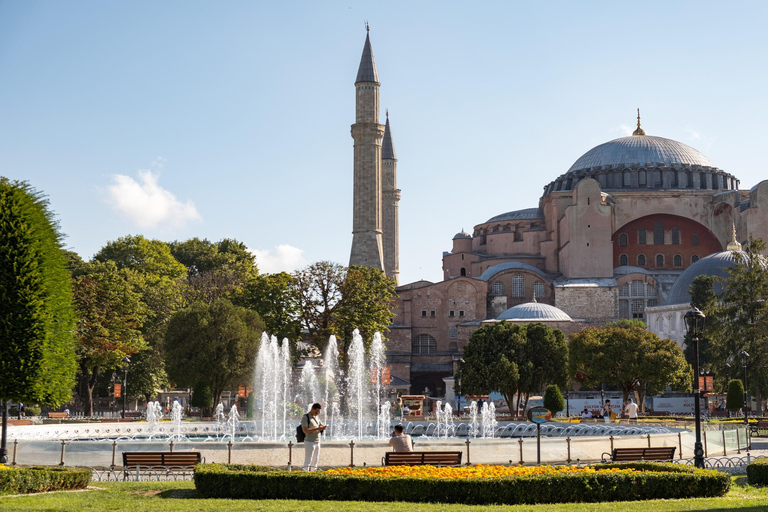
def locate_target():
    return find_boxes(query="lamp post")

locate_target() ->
[565,391,570,418]
[121,357,131,419]
[684,307,706,469]
[740,350,750,426]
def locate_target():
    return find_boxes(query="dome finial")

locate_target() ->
[633,108,646,136]
[365,20,369,32]
[727,222,742,251]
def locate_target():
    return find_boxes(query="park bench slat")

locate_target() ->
[750,421,768,436]
[383,451,462,466]
[602,446,675,462]
[122,451,202,469]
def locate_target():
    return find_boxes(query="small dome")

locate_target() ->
[453,230,472,240]
[497,302,572,321]
[614,265,652,277]
[486,208,544,223]
[666,251,742,305]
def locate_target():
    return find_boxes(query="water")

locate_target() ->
[346,329,368,440]
[253,334,292,441]
[369,332,387,438]
[298,360,321,408]
[169,401,187,441]
[145,401,163,438]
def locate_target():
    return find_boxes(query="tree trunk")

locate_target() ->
[756,385,763,417]
[0,400,8,464]
[81,363,100,417]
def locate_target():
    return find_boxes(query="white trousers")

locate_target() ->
[303,441,320,471]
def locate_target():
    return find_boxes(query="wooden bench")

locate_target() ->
[47,412,69,418]
[601,446,676,463]
[8,419,32,426]
[122,451,202,478]
[383,451,463,466]
[750,421,768,436]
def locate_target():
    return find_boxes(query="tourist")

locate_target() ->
[581,408,592,420]
[18,402,24,419]
[603,400,612,423]
[403,404,410,416]
[389,424,413,452]
[301,403,327,472]
[625,398,639,424]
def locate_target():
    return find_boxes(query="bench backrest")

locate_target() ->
[48,412,68,418]
[612,447,676,461]
[384,451,462,466]
[122,452,201,467]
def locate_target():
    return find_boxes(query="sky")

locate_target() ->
[1,1,767,285]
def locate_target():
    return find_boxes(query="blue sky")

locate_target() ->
[2,1,767,284]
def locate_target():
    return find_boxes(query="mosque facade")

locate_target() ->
[348,31,768,396]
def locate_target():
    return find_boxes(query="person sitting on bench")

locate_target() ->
[389,424,413,452]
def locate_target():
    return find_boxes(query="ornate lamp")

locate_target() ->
[684,307,706,468]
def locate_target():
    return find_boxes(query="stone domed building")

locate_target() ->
[385,111,768,395]
[346,32,768,394]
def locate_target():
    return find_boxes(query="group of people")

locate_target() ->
[581,398,639,423]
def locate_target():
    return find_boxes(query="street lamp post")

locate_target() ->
[684,307,706,469]
[121,357,131,419]
[565,391,570,418]
[740,350,750,426]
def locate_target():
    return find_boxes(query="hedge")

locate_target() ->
[0,465,91,496]
[194,462,730,505]
[747,458,768,485]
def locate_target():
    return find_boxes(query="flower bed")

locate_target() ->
[194,462,730,505]
[0,465,91,495]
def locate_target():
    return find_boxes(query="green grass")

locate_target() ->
[1,477,768,511]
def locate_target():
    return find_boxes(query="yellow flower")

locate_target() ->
[323,464,637,479]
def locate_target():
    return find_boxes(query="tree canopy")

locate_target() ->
[570,325,691,407]
[164,298,264,406]
[460,322,568,413]
[543,384,565,415]
[0,179,77,407]
[235,271,302,343]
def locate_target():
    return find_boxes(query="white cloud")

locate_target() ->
[684,126,702,140]
[614,124,634,136]
[107,167,200,229]
[250,245,307,274]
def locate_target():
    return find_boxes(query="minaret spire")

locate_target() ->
[382,111,400,284]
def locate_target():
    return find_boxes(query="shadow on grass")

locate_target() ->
[158,489,199,499]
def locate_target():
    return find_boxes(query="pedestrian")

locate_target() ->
[624,398,639,424]
[581,408,592,420]
[18,402,24,419]
[603,400,612,423]
[389,424,413,452]
[301,403,327,472]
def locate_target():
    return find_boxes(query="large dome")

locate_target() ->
[568,135,713,172]
[665,251,741,305]
[497,302,572,321]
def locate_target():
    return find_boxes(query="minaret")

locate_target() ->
[349,26,386,272]
[382,110,400,284]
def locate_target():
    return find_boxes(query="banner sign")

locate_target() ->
[114,383,122,398]
[527,407,551,424]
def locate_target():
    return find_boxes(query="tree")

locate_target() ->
[0,179,77,462]
[71,261,147,415]
[164,299,264,407]
[461,322,568,414]
[190,381,213,416]
[683,275,718,371]
[292,261,346,351]
[235,272,302,343]
[570,325,691,409]
[708,236,768,415]
[543,385,565,416]
[726,379,745,414]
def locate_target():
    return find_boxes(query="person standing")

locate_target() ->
[625,398,639,424]
[389,424,413,452]
[603,400,612,423]
[301,403,327,472]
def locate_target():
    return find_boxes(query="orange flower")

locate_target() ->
[323,464,636,479]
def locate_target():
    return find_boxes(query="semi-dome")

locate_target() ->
[567,135,713,173]
[497,302,572,321]
[453,230,472,240]
[666,251,742,305]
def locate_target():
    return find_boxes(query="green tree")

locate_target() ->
[235,272,302,343]
[543,384,565,416]
[461,322,568,414]
[71,261,147,415]
[610,319,647,329]
[291,261,346,351]
[570,326,691,409]
[726,379,745,414]
[164,298,264,407]
[190,381,213,416]
[683,275,718,371]
[708,236,768,415]
[0,179,77,461]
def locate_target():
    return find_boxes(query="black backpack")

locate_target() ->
[296,413,310,442]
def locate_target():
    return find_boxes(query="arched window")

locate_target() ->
[656,254,664,267]
[637,254,646,266]
[638,229,647,245]
[512,274,525,298]
[460,268,466,276]
[624,172,631,186]
[533,281,545,299]
[619,254,629,266]
[674,254,682,267]
[448,327,458,339]
[669,315,676,333]
[657,317,664,332]
[412,334,436,355]
[619,233,628,247]
[672,228,680,245]
[491,282,504,295]
[619,279,657,320]
[654,222,664,245]
[639,171,646,186]
[692,234,699,246]
[691,255,700,264]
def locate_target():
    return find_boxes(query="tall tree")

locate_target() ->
[0,179,77,462]
[708,236,768,415]
[71,261,147,415]
[570,325,691,408]
[164,298,264,407]
[683,275,718,371]
[292,261,346,351]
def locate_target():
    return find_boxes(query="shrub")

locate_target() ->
[0,466,91,495]
[543,385,565,415]
[727,380,745,412]
[26,405,41,417]
[194,462,729,505]
[747,458,768,485]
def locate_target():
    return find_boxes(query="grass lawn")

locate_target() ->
[1,477,768,511]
